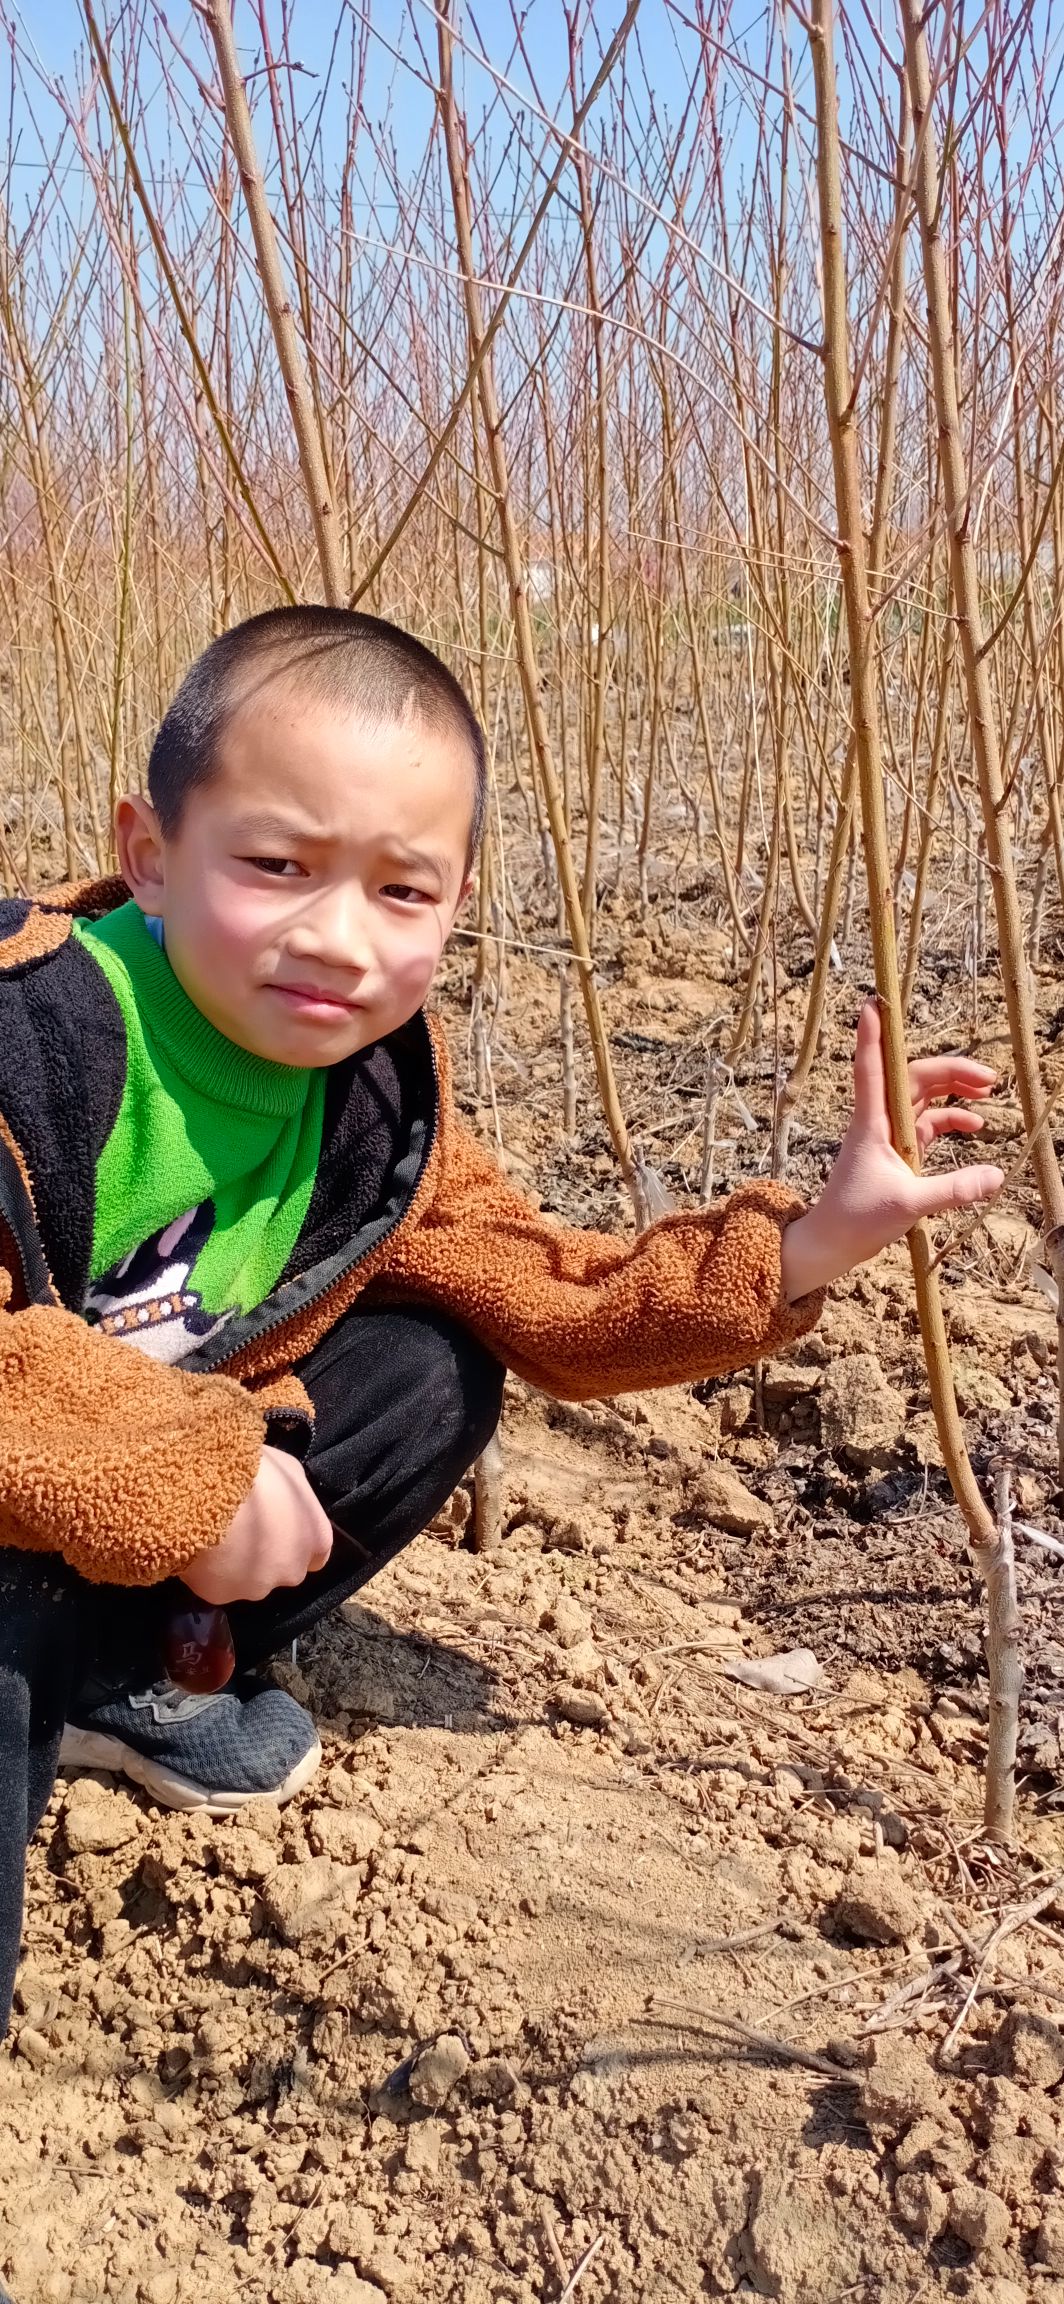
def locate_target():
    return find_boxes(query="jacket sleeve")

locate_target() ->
[0,1282,270,1585]
[370,1104,825,1401]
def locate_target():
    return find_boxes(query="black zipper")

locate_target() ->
[0,1137,57,1311]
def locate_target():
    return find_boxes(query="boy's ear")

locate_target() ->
[115,793,167,907]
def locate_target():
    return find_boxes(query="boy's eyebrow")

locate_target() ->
[233,810,331,844]
[383,841,455,884]
[232,816,456,883]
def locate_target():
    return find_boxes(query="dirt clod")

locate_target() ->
[307,1806,381,1863]
[893,2168,949,2239]
[544,1593,589,1646]
[692,1461,774,1534]
[261,1853,353,1944]
[408,2031,470,2108]
[947,2180,1012,2256]
[818,1352,907,1466]
[831,1859,925,1945]
[1037,2207,1064,2273]
[859,2038,946,2131]
[63,1780,140,1854]
[743,2160,863,2302]
[1002,2005,1064,2088]
[551,1682,609,1726]
[466,2053,521,2105]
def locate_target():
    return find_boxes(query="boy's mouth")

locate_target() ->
[268,982,365,1019]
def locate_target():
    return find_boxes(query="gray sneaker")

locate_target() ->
[60,1677,322,1816]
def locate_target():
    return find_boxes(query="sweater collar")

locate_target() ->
[81,900,314,1120]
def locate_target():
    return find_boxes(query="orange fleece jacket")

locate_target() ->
[0,890,824,1586]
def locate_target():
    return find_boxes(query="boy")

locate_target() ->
[0,604,1001,2047]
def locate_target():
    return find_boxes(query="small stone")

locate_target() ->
[408,2031,469,2108]
[64,1783,140,1854]
[1003,2007,1064,2089]
[762,1359,821,1406]
[948,2181,1011,2255]
[552,1684,609,1728]
[691,1463,773,1535]
[1036,2208,1064,2274]
[831,1862,924,1945]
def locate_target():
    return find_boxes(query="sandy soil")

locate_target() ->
[5,803,1064,2303]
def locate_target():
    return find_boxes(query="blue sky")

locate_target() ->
[4,1,775,225]
[5,0,1062,344]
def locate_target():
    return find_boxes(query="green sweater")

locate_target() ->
[72,903,325,1356]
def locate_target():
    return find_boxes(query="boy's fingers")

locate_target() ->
[910,1162,1004,1219]
[915,1109,986,1148]
[852,998,889,1133]
[909,1056,996,1107]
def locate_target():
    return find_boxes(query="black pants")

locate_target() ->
[0,1304,503,2037]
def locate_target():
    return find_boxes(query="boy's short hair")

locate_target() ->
[148,605,487,864]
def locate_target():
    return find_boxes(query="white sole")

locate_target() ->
[58,1723,323,1817]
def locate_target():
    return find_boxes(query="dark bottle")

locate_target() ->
[162,1604,236,1693]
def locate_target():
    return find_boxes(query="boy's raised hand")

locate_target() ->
[781,999,1005,1302]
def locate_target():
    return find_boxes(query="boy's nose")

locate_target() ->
[289,887,374,973]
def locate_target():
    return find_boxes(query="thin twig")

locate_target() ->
[653,1998,859,2080]
[558,2232,606,2299]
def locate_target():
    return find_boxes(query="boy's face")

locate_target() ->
[117,692,475,1066]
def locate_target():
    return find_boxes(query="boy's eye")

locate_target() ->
[381,883,431,905]
[244,857,304,878]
